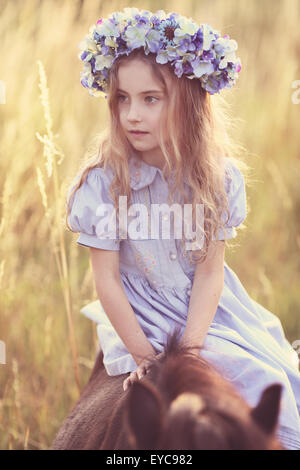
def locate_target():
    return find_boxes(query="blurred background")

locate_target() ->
[0,0,299,450]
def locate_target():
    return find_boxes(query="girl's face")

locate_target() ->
[116,58,170,167]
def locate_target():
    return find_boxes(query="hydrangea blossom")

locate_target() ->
[78,7,242,97]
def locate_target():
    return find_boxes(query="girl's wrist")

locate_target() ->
[133,347,156,366]
[179,335,203,354]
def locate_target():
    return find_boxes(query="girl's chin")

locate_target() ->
[132,141,153,148]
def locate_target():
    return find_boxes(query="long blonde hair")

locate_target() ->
[66,47,251,264]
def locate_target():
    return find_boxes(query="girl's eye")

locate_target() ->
[145,96,158,103]
[117,94,127,102]
[116,95,158,104]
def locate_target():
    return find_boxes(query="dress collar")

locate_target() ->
[128,154,232,192]
[128,154,191,190]
[129,154,160,190]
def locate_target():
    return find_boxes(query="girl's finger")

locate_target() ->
[123,377,129,390]
[123,371,137,391]
[136,365,147,379]
[123,367,148,391]
[130,371,138,380]
[123,373,134,390]
[137,369,145,380]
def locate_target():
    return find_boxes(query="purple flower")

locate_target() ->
[182,61,194,74]
[174,61,184,77]
[202,50,214,61]
[101,45,110,55]
[204,76,222,94]
[178,37,196,54]
[192,29,203,49]
[80,51,88,61]
[80,76,89,88]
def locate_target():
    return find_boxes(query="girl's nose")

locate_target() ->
[127,104,142,121]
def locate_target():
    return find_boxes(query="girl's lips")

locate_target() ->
[130,131,148,134]
[130,131,149,137]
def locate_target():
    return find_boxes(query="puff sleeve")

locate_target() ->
[67,168,120,250]
[213,158,247,241]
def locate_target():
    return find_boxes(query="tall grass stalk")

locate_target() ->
[35,59,81,393]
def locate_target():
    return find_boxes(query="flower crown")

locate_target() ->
[78,7,242,98]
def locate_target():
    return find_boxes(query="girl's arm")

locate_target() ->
[89,247,156,366]
[180,240,225,354]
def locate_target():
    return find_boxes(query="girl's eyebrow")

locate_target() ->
[117,88,164,95]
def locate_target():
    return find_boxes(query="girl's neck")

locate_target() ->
[139,152,166,172]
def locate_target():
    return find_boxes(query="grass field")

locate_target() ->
[0,0,299,450]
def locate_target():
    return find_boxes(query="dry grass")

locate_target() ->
[0,0,299,450]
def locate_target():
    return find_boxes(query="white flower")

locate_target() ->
[191,58,215,78]
[214,37,238,55]
[96,19,119,37]
[95,54,114,71]
[78,37,98,53]
[104,37,118,49]
[219,51,237,69]
[124,24,149,48]
[202,24,215,51]
[174,16,198,38]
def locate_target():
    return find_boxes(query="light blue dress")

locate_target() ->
[67,154,300,449]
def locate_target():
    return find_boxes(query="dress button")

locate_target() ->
[170,252,177,260]
[187,289,192,296]
[163,214,169,221]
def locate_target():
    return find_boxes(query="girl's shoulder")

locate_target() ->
[85,163,115,183]
[223,157,245,194]
[67,164,121,249]
[73,164,115,194]
[67,164,116,212]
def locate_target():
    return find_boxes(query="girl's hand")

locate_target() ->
[123,351,165,392]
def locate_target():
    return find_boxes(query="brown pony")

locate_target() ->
[51,329,285,450]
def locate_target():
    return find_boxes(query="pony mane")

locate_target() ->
[144,327,246,412]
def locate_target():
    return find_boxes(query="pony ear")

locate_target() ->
[250,383,283,435]
[126,380,164,450]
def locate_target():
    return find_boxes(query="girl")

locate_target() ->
[66,8,300,449]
